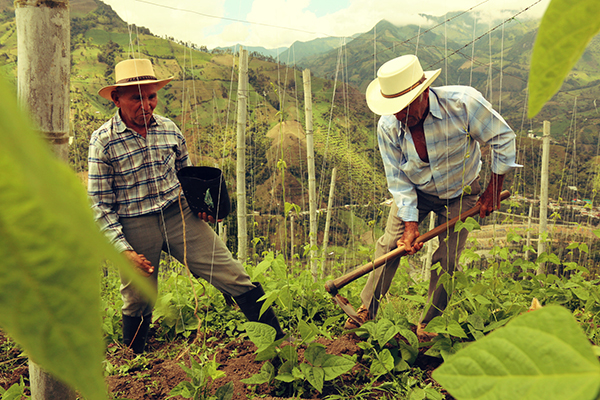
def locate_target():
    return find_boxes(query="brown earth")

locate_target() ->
[0,328,450,400]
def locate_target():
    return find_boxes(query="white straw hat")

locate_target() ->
[366,55,441,115]
[98,59,173,100]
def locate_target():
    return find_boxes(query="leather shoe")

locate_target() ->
[417,323,438,341]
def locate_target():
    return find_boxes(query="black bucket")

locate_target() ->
[177,166,231,220]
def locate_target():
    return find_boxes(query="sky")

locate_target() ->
[99,0,551,50]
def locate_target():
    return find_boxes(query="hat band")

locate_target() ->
[381,75,426,99]
[116,75,157,84]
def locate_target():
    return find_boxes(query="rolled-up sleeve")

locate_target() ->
[87,138,132,253]
[466,91,522,175]
[378,118,419,222]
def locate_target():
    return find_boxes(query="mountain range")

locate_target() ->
[1,0,599,236]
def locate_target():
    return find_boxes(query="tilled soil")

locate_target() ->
[0,328,450,400]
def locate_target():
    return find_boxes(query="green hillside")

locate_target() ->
[296,15,600,203]
[3,0,600,253]
[0,0,392,254]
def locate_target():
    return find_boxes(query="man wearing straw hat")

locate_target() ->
[345,55,520,339]
[88,59,286,353]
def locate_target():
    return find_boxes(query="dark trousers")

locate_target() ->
[361,180,480,323]
[119,197,254,317]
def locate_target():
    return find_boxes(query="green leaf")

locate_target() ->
[298,319,319,344]
[275,360,296,383]
[214,381,234,400]
[243,322,276,352]
[483,317,511,333]
[241,361,275,385]
[433,306,600,400]
[168,381,195,399]
[305,342,327,366]
[258,290,279,317]
[321,354,355,381]
[467,314,485,331]
[251,253,273,281]
[423,317,445,334]
[399,294,426,304]
[374,318,400,347]
[279,344,298,363]
[300,363,324,392]
[446,320,468,338]
[425,317,467,338]
[454,217,480,233]
[528,0,600,117]
[1,382,25,400]
[370,348,394,377]
[474,295,492,305]
[570,286,590,301]
[0,70,151,400]
[398,328,419,349]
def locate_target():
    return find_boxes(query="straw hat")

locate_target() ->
[98,59,173,100]
[366,55,441,115]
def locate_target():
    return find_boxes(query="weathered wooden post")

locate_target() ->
[236,48,248,261]
[537,120,551,275]
[321,167,337,277]
[302,69,318,281]
[16,0,75,398]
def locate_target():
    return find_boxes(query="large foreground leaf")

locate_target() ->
[0,76,144,398]
[528,0,600,117]
[433,306,600,400]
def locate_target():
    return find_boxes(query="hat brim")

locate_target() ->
[98,77,174,100]
[366,69,441,115]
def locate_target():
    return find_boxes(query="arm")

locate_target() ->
[378,117,423,254]
[88,140,132,253]
[465,89,520,218]
[398,221,424,255]
[88,140,154,275]
[377,117,420,222]
[477,172,505,218]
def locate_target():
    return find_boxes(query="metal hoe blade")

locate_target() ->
[332,294,361,325]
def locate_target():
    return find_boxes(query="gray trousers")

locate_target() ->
[361,180,480,324]
[119,197,254,317]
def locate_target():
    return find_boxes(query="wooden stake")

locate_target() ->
[236,48,248,261]
[303,69,318,280]
[537,121,550,275]
[17,0,75,398]
[321,167,337,277]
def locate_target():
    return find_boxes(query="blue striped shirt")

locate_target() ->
[378,86,521,222]
[87,112,191,252]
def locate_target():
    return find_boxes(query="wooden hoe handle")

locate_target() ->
[324,190,511,295]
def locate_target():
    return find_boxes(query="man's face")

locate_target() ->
[395,88,429,127]
[111,84,158,131]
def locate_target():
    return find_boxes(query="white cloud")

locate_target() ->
[99,0,550,50]
[100,0,227,45]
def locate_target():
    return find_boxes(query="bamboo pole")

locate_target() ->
[236,48,248,261]
[537,120,550,275]
[303,69,318,280]
[16,0,75,398]
[321,167,337,277]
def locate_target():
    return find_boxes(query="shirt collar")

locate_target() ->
[112,111,158,134]
[428,87,442,120]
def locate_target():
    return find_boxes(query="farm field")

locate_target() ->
[2,226,600,400]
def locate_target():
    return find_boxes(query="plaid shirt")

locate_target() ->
[88,112,191,252]
[378,86,521,222]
